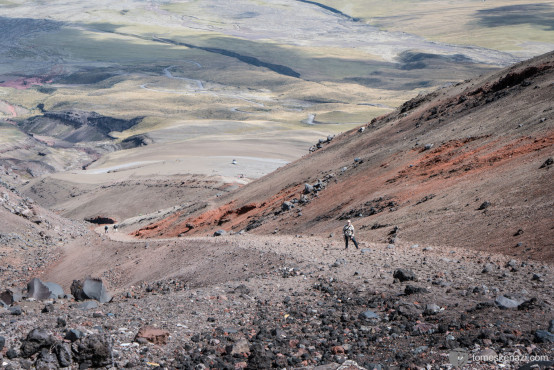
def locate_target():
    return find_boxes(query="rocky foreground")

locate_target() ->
[1,232,553,369]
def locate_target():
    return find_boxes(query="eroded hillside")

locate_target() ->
[133,52,554,262]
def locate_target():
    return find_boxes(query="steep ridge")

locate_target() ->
[134,51,554,261]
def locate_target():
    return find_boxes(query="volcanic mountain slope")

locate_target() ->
[0,175,87,289]
[134,51,554,262]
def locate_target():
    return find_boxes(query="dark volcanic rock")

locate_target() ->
[74,334,111,368]
[27,278,53,300]
[0,289,15,306]
[470,301,495,312]
[41,303,55,313]
[424,303,441,315]
[9,305,22,315]
[534,330,554,343]
[478,201,491,210]
[404,285,429,295]
[482,263,495,273]
[20,328,55,358]
[0,335,5,351]
[57,317,67,328]
[54,342,72,368]
[26,278,64,300]
[539,157,553,168]
[6,347,18,359]
[233,284,251,295]
[35,349,58,369]
[281,201,294,211]
[71,278,112,303]
[65,329,84,342]
[393,269,417,282]
[213,229,227,237]
[396,303,423,320]
[518,297,543,310]
[43,282,64,299]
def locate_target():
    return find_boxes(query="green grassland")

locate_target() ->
[316,0,554,53]
[2,20,409,139]
[0,124,26,145]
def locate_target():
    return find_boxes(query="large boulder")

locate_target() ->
[27,278,52,300]
[43,282,64,299]
[20,328,56,358]
[26,278,64,300]
[71,278,112,303]
[73,334,111,368]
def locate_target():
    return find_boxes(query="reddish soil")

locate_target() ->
[0,77,49,90]
[6,103,17,118]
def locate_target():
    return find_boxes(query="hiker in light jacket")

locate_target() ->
[343,219,359,249]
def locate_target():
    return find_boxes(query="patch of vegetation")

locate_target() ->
[476,4,554,30]
[316,1,554,52]
[0,125,26,143]
[55,71,117,85]
[36,86,57,94]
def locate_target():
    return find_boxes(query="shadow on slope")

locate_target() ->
[18,110,144,143]
[476,4,554,30]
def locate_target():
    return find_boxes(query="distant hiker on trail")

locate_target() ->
[343,220,359,249]
[113,224,118,232]
[104,225,108,233]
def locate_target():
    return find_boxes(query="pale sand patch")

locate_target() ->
[48,130,323,184]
